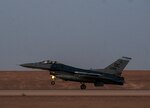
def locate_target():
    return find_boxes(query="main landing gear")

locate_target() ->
[80,83,86,90]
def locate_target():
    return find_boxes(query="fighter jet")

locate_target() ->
[20,56,131,89]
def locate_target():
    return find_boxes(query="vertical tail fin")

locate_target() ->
[104,57,132,76]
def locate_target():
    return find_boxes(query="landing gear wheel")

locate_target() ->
[80,84,86,90]
[51,81,55,85]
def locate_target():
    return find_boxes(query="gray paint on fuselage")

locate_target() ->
[49,63,124,85]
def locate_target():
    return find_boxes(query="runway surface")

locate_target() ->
[0,90,150,96]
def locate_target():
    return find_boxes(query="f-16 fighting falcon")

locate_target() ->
[20,57,131,89]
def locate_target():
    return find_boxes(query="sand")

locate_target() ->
[0,96,150,108]
[0,70,150,90]
[0,70,150,108]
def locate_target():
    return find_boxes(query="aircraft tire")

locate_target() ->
[51,81,55,85]
[80,84,86,90]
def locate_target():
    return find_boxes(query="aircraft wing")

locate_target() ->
[74,71,119,80]
[74,71,103,78]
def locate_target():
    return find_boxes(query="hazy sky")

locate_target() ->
[0,0,150,70]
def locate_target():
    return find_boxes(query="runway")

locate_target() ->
[0,90,150,96]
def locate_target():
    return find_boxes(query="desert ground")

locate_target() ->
[0,70,150,108]
[1,90,150,96]
[0,70,149,90]
[0,96,150,108]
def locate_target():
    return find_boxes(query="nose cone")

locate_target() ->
[20,63,36,68]
[20,62,52,70]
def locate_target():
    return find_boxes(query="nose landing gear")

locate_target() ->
[51,81,55,85]
[50,75,56,85]
[80,83,86,90]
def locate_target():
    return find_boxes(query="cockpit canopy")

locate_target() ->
[40,60,57,64]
